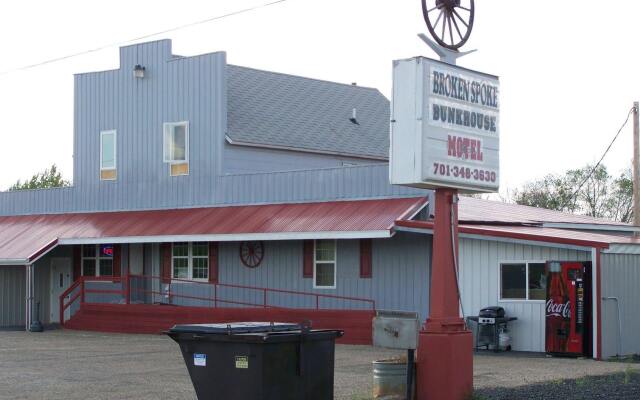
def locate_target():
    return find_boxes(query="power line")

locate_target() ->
[0,0,287,76]
[564,106,635,207]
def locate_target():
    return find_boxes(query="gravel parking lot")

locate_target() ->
[0,330,636,400]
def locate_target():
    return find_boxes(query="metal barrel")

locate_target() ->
[372,359,408,400]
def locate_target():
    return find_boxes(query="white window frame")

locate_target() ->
[163,121,189,164]
[498,260,547,302]
[313,239,337,289]
[81,244,114,277]
[100,130,117,179]
[171,242,208,282]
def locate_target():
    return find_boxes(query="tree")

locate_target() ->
[512,164,633,223]
[512,173,578,214]
[9,164,70,191]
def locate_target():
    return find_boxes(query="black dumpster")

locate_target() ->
[166,321,343,400]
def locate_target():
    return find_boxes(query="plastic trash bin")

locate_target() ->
[166,321,343,400]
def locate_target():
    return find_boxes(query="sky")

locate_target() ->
[0,0,638,196]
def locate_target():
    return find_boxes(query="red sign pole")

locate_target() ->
[416,188,473,400]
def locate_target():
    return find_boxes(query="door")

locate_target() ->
[50,258,72,323]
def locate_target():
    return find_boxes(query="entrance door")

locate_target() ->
[50,258,72,323]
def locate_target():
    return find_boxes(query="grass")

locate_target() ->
[607,354,640,363]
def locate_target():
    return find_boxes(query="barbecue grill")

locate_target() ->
[467,307,517,352]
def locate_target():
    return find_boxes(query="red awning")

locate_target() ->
[0,197,426,265]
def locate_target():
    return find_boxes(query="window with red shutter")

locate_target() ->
[359,239,372,278]
[303,240,313,278]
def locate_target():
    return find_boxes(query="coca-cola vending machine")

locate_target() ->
[545,261,592,356]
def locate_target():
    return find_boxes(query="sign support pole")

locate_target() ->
[416,189,472,400]
[415,34,474,400]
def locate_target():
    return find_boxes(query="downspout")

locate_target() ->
[602,297,623,357]
[25,264,33,332]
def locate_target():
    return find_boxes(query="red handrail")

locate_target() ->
[59,277,84,325]
[61,273,376,322]
[129,274,376,310]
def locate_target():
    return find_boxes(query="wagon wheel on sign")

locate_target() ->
[422,0,475,50]
[239,241,265,268]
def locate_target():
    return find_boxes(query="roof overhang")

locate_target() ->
[58,230,394,246]
[541,222,640,233]
[0,197,426,265]
[395,220,611,250]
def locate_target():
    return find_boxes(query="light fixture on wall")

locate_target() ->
[133,64,146,79]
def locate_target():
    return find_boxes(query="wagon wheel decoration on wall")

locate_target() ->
[422,0,475,50]
[239,241,265,268]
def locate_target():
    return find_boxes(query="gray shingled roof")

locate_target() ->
[226,65,390,160]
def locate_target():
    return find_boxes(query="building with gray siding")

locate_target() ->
[0,40,639,359]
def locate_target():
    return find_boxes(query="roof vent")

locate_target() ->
[351,82,357,86]
[349,108,359,125]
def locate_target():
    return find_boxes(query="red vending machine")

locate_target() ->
[545,261,592,356]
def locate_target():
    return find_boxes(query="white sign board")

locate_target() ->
[390,57,500,193]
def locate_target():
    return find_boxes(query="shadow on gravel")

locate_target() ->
[474,369,640,400]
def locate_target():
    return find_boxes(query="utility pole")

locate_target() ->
[634,101,639,233]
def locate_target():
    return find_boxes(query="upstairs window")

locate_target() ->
[100,130,117,180]
[163,122,189,176]
[172,242,208,281]
[82,244,114,277]
[314,240,337,289]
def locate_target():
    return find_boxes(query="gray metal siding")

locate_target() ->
[33,262,50,325]
[167,233,431,319]
[0,164,424,216]
[74,40,227,210]
[223,144,383,174]
[600,253,640,358]
[458,237,590,352]
[0,266,25,327]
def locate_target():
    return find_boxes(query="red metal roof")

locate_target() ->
[0,197,426,264]
[459,197,631,227]
[395,220,640,249]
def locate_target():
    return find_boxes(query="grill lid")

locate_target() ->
[479,306,505,318]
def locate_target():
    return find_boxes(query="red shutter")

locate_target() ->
[161,243,172,284]
[359,239,372,278]
[303,240,314,278]
[73,245,82,281]
[209,242,219,284]
[112,244,121,278]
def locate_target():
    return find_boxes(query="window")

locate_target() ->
[314,240,336,289]
[82,244,114,277]
[163,122,189,176]
[172,242,208,281]
[500,262,547,300]
[100,130,117,180]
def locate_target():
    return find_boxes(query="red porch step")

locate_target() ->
[64,304,374,345]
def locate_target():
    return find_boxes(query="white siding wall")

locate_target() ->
[458,237,590,352]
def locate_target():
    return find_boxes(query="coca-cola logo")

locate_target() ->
[546,299,571,318]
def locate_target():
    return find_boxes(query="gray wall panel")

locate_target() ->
[600,253,640,358]
[159,233,431,319]
[0,266,25,327]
